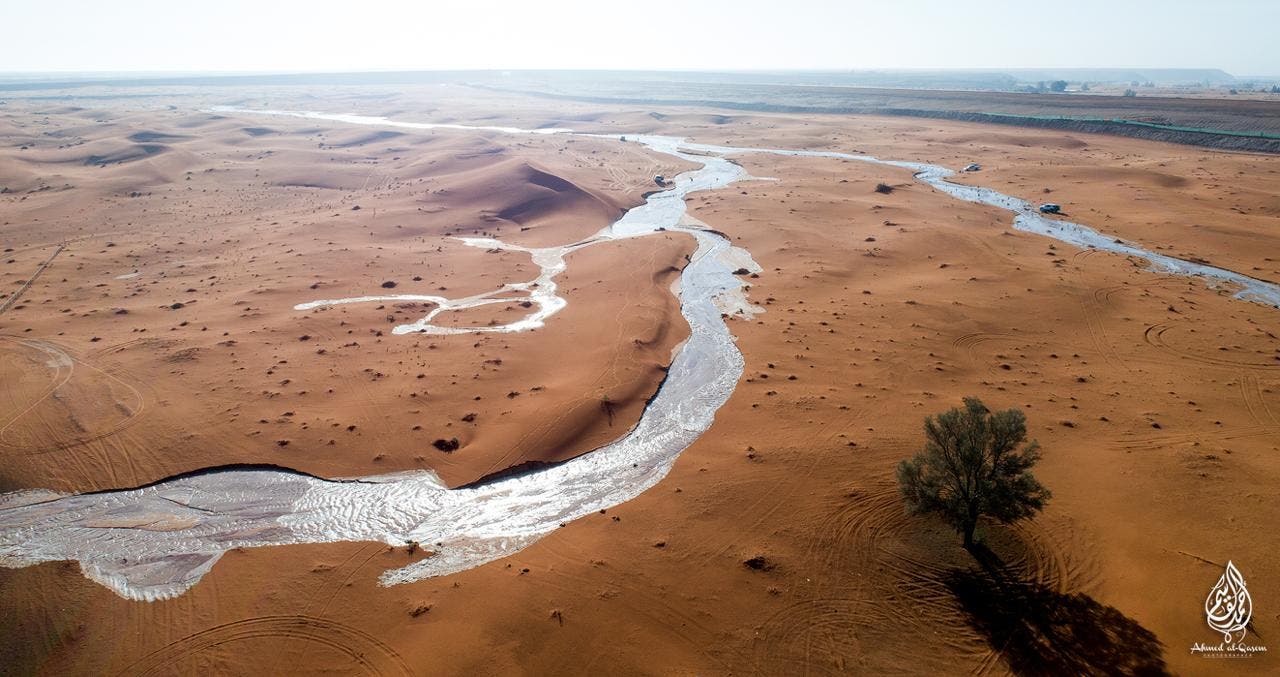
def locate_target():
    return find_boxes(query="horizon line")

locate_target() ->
[1,66,1264,77]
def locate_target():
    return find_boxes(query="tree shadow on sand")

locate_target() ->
[945,545,1170,676]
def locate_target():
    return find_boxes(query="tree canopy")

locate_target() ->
[897,397,1050,547]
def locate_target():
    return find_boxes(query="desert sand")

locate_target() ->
[1,86,1277,675]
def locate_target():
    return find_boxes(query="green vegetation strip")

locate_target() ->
[978,112,1280,139]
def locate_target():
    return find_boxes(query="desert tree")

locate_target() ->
[897,397,1050,548]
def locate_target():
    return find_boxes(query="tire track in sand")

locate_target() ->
[118,615,412,677]
[0,337,147,455]
[1144,322,1280,370]
[0,243,64,316]
[757,486,1095,675]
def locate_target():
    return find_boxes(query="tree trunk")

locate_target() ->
[962,520,976,549]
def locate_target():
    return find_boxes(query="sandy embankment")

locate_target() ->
[0,101,698,493]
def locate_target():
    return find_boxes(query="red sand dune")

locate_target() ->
[1,88,1276,675]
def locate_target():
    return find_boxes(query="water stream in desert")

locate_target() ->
[3,108,1278,601]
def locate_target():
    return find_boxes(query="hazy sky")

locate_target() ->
[4,0,1278,75]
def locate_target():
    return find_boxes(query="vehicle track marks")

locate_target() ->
[1144,322,1280,369]
[118,615,413,677]
[0,336,147,454]
[0,243,64,316]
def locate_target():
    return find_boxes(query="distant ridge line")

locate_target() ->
[470,85,1280,154]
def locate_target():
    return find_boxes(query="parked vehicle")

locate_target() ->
[1039,203,1061,214]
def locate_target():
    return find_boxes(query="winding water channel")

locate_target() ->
[2,108,1277,601]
